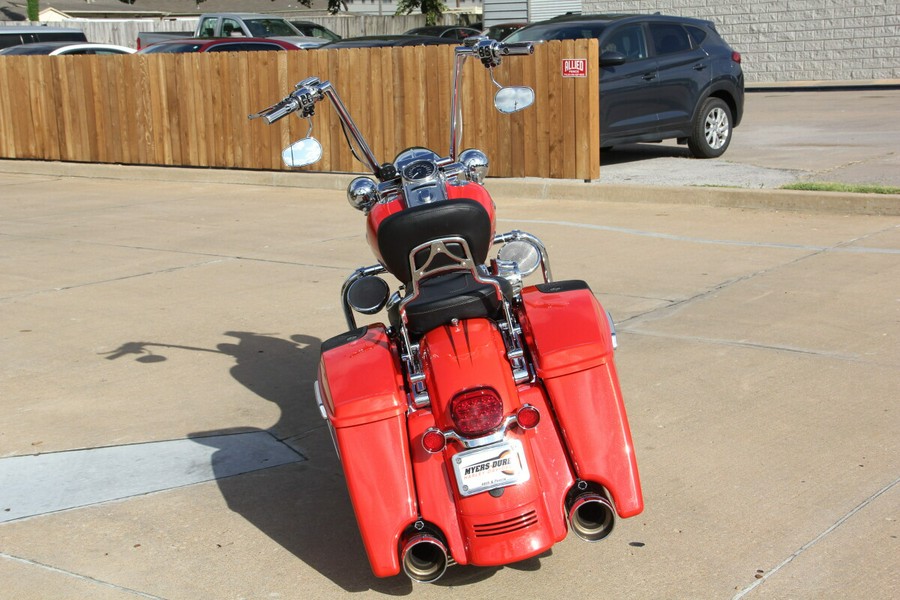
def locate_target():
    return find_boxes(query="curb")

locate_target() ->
[2,159,898,216]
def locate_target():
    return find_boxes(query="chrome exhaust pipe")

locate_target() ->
[400,531,448,583]
[567,491,616,542]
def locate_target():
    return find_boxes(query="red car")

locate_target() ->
[138,37,299,53]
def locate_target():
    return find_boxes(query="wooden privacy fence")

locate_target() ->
[0,41,599,180]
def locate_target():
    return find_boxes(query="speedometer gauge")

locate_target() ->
[402,160,438,182]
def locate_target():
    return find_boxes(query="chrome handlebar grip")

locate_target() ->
[261,97,300,124]
[457,38,535,67]
[499,42,534,56]
[249,77,326,123]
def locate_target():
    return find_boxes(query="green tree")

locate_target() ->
[27,0,40,21]
[396,0,446,26]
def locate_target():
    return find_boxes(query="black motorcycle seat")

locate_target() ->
[401,271,512,336]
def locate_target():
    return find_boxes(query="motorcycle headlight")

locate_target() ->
[459,149,489,184]
[347,177,378,213]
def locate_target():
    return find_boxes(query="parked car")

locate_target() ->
[403,26,482,41]
[481,22,528,41]
[321,35,458,49]
[137,38,300,54]
[0,42,135,55]
[137,13,329,50]
[290,21,341,42]
[196,13,328,48]
[505,13,744,158]
[0,26,86,50]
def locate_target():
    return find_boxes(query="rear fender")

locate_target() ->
[414,319,572,565]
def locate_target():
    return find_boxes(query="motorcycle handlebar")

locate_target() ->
[249,77,325,124]
[458,38,535,68]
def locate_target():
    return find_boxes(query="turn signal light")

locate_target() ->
[450,387,504,437]
[516,404,540,429]
[422,428,446,453]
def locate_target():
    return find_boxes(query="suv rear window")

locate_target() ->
[685,25,708,46]
[649,23,691,55]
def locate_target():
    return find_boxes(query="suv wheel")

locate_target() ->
[688,98,732,158]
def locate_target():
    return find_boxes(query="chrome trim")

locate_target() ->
[606,310,618,350]
[314,379,327,420]
[499,301,531,383]
[493,230,553,283]
[404,181,448,207]
[314,380,342,462]
[398,236,506,329]
[432,405,538,450]
[316,81,382,175]
[399,325,430,408]
[459,148,489,184]
[347,177,379,213]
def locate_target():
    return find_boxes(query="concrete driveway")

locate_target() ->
[0,166,897,599]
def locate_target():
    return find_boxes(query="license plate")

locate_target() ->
[452,439,530,497]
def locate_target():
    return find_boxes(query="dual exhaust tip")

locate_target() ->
[400,487,616,583]
[400,530,448,584]
[566,489,616,542]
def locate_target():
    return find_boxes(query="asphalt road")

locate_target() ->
[1,162,897,598]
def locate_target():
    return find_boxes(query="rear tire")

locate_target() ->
[688,97,732,158]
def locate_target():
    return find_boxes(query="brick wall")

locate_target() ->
[582,0,900,84]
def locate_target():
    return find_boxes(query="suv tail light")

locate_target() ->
[732,51,742,64]
[450,388,504,437]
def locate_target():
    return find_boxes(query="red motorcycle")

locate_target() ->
[251,37,642,582]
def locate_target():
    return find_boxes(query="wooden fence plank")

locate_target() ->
[0,60,11,158]
[24,58,47,159]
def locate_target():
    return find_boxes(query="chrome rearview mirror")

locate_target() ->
[282,137,322,168]
[494,86,535,114]
[280,115,323,168]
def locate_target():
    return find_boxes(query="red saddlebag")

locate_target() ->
[317,324,416,577]
[520,281,643,518]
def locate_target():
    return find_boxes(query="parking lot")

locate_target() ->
[0,88,898,599]
[596,88,900,189]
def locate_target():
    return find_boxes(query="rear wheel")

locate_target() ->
[688,97,732,158]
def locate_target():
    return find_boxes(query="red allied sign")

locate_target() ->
[562,58,587,78]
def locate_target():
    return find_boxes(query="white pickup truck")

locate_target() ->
[137,13,329,50]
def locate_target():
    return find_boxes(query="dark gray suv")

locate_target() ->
[505,14,744,158]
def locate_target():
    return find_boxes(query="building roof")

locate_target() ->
[1,0,331,21]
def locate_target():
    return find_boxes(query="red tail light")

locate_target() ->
[450,387,504,437]
[516,405,540,429]
[422,428,446,453]
[732,51,742,64]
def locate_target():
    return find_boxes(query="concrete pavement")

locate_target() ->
[1,167,897,599]
[596,88,900,189]
[1,88,899,598]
